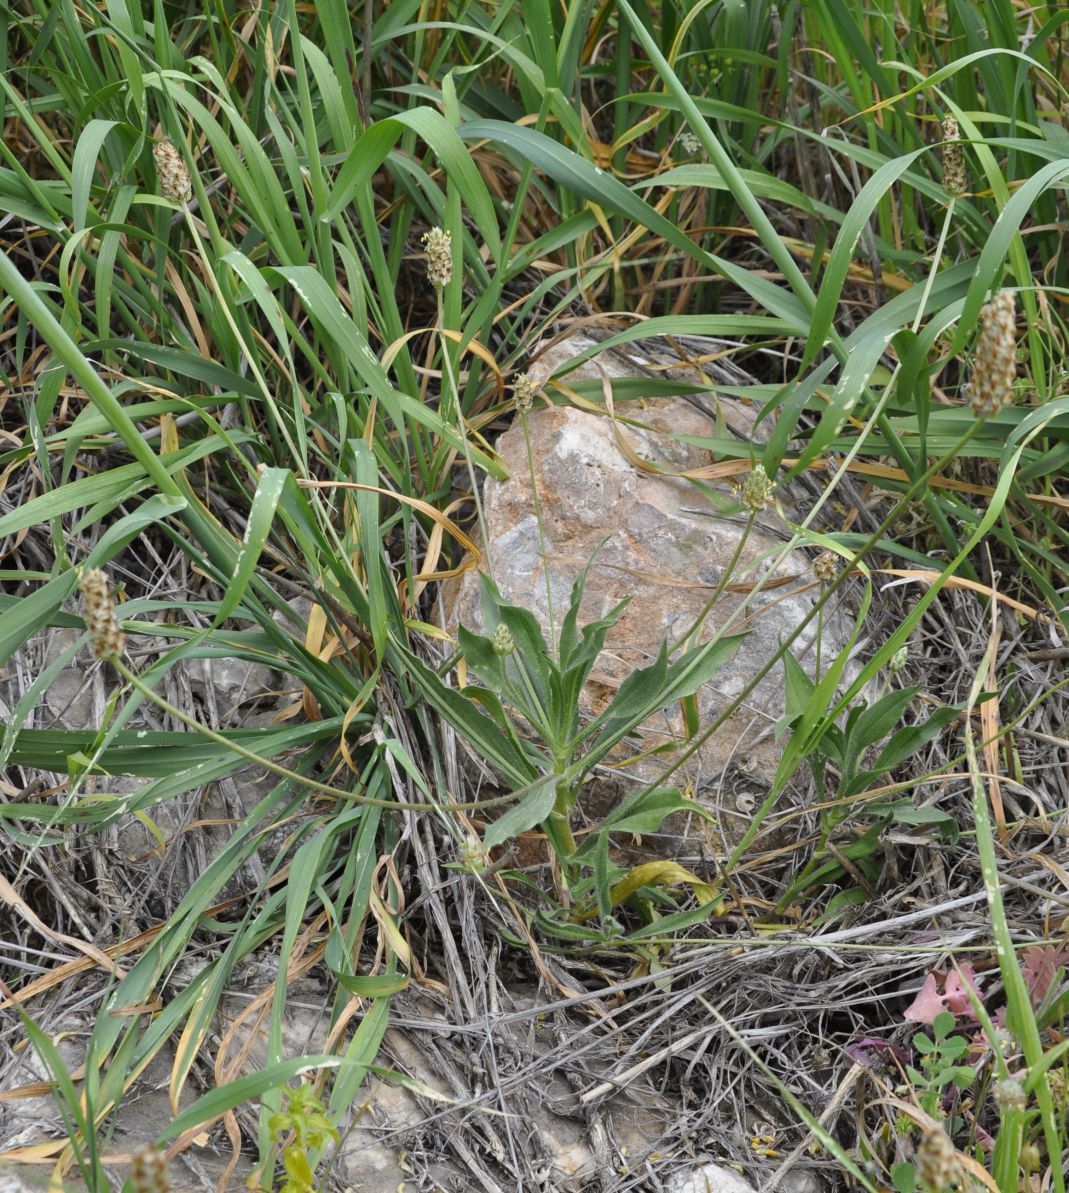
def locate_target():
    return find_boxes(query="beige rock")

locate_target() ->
[443,338,846,818]
[664,1160,757,1193]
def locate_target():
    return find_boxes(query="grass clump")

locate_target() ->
[0,1,1067,1190]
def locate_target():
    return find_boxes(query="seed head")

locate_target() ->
[994,1077,1026,1114]
[888,645,909,675]
[679,130,701,157]
[513,372,538,414]
[741,466,774,513]
[992,1027,1016,1060]
[941,117,967,198]
[152,139,192,205]
[813,552,839,583]
[916,1125,958,1190]
[969,291,1016,418]
[458,833,487,874]
[1019,1142,1041,1172]
[421,226,453,289]
[130,1147,169,1193]
[492,622,515,657]
[79,569,125,661]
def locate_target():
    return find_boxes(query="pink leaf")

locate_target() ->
[1021,945,1069,1004]
[943,964,983,1018]
[904,973,946,1024]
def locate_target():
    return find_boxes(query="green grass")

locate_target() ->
[1,0,1068,1189]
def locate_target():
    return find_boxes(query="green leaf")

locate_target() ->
[459,119,809,327]
[70,118,117,232]
[580,634,746,770]
[949,1065,976,1089]
[777,649,816,740]
[842,687,918,780]
[802,146,929,368]
[270,265,505,479]
[333,972,410,998]
[214,466,287,625]
[0,571,78,666]
[159,1056,342,1143]
[574,787,693,859]
[932,1011,956,1040]
[482,774,558,851]
[873,705,961,773]
[399,645,540,787]
[593,829,612,922]
[554,552,630,734]
[812,887,869,927]
[891,1160,918,1193]
[478,572,552,675]
[324,109,500,258]
[868,800,959,845]
[2,720,342,778]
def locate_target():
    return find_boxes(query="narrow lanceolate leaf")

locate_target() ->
[481,773,559,851]
[458,120,810,329]
[0,572,79,667]
[324,110,500,257]
[213,466,288,625]
[579,634,747,769]
[399,646,541,787]
[159,1057,342,1143]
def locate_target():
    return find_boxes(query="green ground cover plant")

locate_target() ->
[1,0,1068,1190]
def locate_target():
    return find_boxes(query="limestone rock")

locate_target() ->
[443,337,846,809]
[779,1171,825,1193]
[44,668,96,729]
[664,1161,757,1193]
[184,656,280,717]
[0,1170,43,1193]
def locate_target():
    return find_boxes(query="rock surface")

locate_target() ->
[443,335,847,814]
[664,1161,757,1193]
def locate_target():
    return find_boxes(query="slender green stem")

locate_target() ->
[656,419,986,824]
[437,290,494,579]
[670,511,756,652]
[964,637,1065,1193]
[520,409,557,656]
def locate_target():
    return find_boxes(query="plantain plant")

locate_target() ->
[408,559,743,935]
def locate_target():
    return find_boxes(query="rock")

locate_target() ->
[38,627,82,670]
[0,1169,42,1193]
[664,1161,757,1193]
[779,1172,824,1193]
[443,336,847,811]
[44,667,96,729]
[184,657,279,717]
